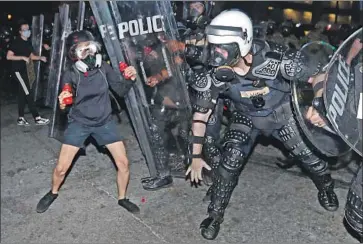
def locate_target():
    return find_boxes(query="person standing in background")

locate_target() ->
[6,19,49,126]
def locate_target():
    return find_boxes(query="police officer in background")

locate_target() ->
[281,20,300,49]
[301,20,330,45]
[0,26,14,98]
[265,20,285,45]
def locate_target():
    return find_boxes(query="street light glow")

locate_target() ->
[7,14,12,20]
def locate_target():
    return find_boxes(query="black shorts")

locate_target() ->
[63,118,123,148]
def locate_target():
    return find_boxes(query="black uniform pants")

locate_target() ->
[14,71,39,118]
[204,100,330,217]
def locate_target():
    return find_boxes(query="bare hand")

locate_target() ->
[146,76,159,87]
[124,66,137,81]
[43,44,51,50]
[185,158,211,184]
[306,106,326,127]
[23,57,29,63]
[40,56,47,63]
[162,96,176,107]
[58,91,72,110]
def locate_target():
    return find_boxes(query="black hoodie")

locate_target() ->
[60,61,133,126]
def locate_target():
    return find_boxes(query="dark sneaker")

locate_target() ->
[35,117,50,125]
[17,117,30,126]
[118,198,140,214]
[36,191,58,213]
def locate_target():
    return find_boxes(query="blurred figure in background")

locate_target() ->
[281,20,300,49]
[301,20,330,45]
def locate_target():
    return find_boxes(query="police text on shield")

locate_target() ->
[99,15,164,40]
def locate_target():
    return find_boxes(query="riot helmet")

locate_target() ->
[281,20,293,37]
[0,26,12,41]
[183,1,213,30]
[206,9,253,67]
[266,20,276,35]
[43,24,52,41]
[66,30,102,73]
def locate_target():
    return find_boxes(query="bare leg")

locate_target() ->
[106,141,139,213]
[36,144,79,213]
[52,144,80,193]
[106,141,129,199]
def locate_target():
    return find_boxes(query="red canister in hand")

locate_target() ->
[119,61,131,79]
[62,83,73,105]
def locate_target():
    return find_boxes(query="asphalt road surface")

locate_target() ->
[1,103,360,243]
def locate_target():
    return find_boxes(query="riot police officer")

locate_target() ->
[185,10,339,240]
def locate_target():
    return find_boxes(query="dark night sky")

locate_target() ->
[1,1,59,24]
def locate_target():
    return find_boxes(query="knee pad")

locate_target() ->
[203,136,222,169]
[222,129,250,148]
[219,142,246,177]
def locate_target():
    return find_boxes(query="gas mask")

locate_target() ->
[209,43,241,82]
[22,30,31,38]
[186,2,208,30]
[73,41,102,73]
[209,43,240,67]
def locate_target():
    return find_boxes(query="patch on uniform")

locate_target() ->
[208,114,217,125]
[252,58,281,80]
[240,87,270,98]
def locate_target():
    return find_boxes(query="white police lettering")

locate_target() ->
[99,24,117,40]
[118,15,164,39]
[328,55,350,129]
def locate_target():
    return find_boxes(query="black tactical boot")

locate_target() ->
[36,191,58,213]
[141,175,173,191]
[314,174,339,211]
[200,213,223,240]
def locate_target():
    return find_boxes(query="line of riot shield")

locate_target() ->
[44,13,61,108]
[90,1,192,178]
[48,3,85,141]
[290,41,351,157]
[324,28,362,157]
[31,15,44,103]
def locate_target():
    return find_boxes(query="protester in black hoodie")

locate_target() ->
[36,30,140,214]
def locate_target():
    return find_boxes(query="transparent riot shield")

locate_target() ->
[48,3,84,141]
[291,41,351,157]
[324,28,363,157]
[44,13,61,108]
[90,1,192,177]
[31,14,44,102]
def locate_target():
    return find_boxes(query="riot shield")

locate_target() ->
[90,1,192,177]
[291,41,351,157]
[324,28,363,157]
[48,3,84,141]
[44,13,61,108]
[31,14,44,102]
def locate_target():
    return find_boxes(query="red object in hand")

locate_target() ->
[62,83,73,105]
[119,61,131,79]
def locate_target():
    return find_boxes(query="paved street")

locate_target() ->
[1,103,360,243]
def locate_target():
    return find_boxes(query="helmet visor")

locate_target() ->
[209,43,239,67]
